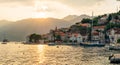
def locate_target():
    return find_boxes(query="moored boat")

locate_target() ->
[80,42,105,47]
[1,39,8,44]
[109,46,120,50]
[109,54,120,63]
[48,42,55,46]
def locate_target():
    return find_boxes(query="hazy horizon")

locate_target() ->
[0,0,119,21]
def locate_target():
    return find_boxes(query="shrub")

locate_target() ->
[117,39,120,43]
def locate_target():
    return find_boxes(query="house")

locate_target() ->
[110,15,120,24]
[91,31,99,41]
[93,26,105,31]
[69,33,83,43]
[110,19,120,24]
[47,30,55,42]
[98,15,108,25]
[92,26,105,42]
[108,28,120,43]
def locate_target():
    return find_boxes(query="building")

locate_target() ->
[69,33,83,43]
[92,26,105,42]
[108,28,120,43]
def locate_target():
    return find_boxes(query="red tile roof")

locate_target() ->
[93,26,105,29]
[92,31,99,35]
[80,23,90,27]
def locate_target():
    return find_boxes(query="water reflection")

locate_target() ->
[0,43,120,65]
[37,45,45,64]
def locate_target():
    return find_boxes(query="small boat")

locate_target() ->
[1,33,9,44]
[48,42,55,46]
[109,46,120,50]
[80,42,105,47]
[109,54,120,63]
[2,39,8,44]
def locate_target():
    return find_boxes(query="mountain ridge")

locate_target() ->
[0,14,90,41]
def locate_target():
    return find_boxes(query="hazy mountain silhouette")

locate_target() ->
[0,20,12,27]
[0,15,90,41]
[0,18,71,41]
[63,15,79,21]
[63,14,91,24]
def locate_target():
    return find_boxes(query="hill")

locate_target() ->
[63,14,91,24]
[0,18,71,41]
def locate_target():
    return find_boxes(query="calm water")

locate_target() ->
[0,42,120,65]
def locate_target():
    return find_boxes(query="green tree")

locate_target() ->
[56,35,61,41]
[28,33,41,43]
[107,14,112,21]
[117,39,120,43]
[81,18,92,23]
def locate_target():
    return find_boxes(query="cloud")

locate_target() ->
[0,0,31,3]
[0,0,105,7]
[49,0,105,8]
[0,0,34,6]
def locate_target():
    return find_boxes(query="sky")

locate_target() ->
[0,0,120,21]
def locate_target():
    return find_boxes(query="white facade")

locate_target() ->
[69,34,83,43]
[114,34,120,43]
[47,34,54,41]
[69,34,76,42]
[76,34,83,43]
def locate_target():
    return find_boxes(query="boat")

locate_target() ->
[109,45,120,50]
[80,42,105,47]
[79,12,105,47]
[1,33,9,44]
[48,42,55,46]
[2,39,8,44]
[109,54,120,63]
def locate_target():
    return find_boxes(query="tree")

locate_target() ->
[28,33,41,43]
[114,15,119,19]
[107,14,112,21]
[56,35,61,41]
[81,18,92,23]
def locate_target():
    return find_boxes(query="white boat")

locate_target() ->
[48,43,55,46]
[80,41,105,47]
[109,44,120,50]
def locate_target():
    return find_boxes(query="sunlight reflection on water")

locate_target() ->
[37,45,45,64]
[0,42,119,65]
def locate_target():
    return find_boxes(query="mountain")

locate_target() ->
[0,14,91,41]
[63,15,79,21]
[0,20,13,27]
[0,18,72,41]
[63,14,91,24]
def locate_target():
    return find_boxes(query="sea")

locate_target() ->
[0,42,120,65]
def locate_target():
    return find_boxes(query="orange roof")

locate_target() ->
[80,23,90,27]
[93,26,105,29]
[92,31,99,35]
[60,33,65,36]
[74,33,79,37]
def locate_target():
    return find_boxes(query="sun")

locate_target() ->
[34,12,47,18]
[33,0,49,18]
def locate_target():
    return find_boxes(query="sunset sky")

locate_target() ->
[0,0,120,21]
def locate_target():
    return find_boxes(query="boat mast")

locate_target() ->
[91,11,94,41]
[3,33,6,39]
